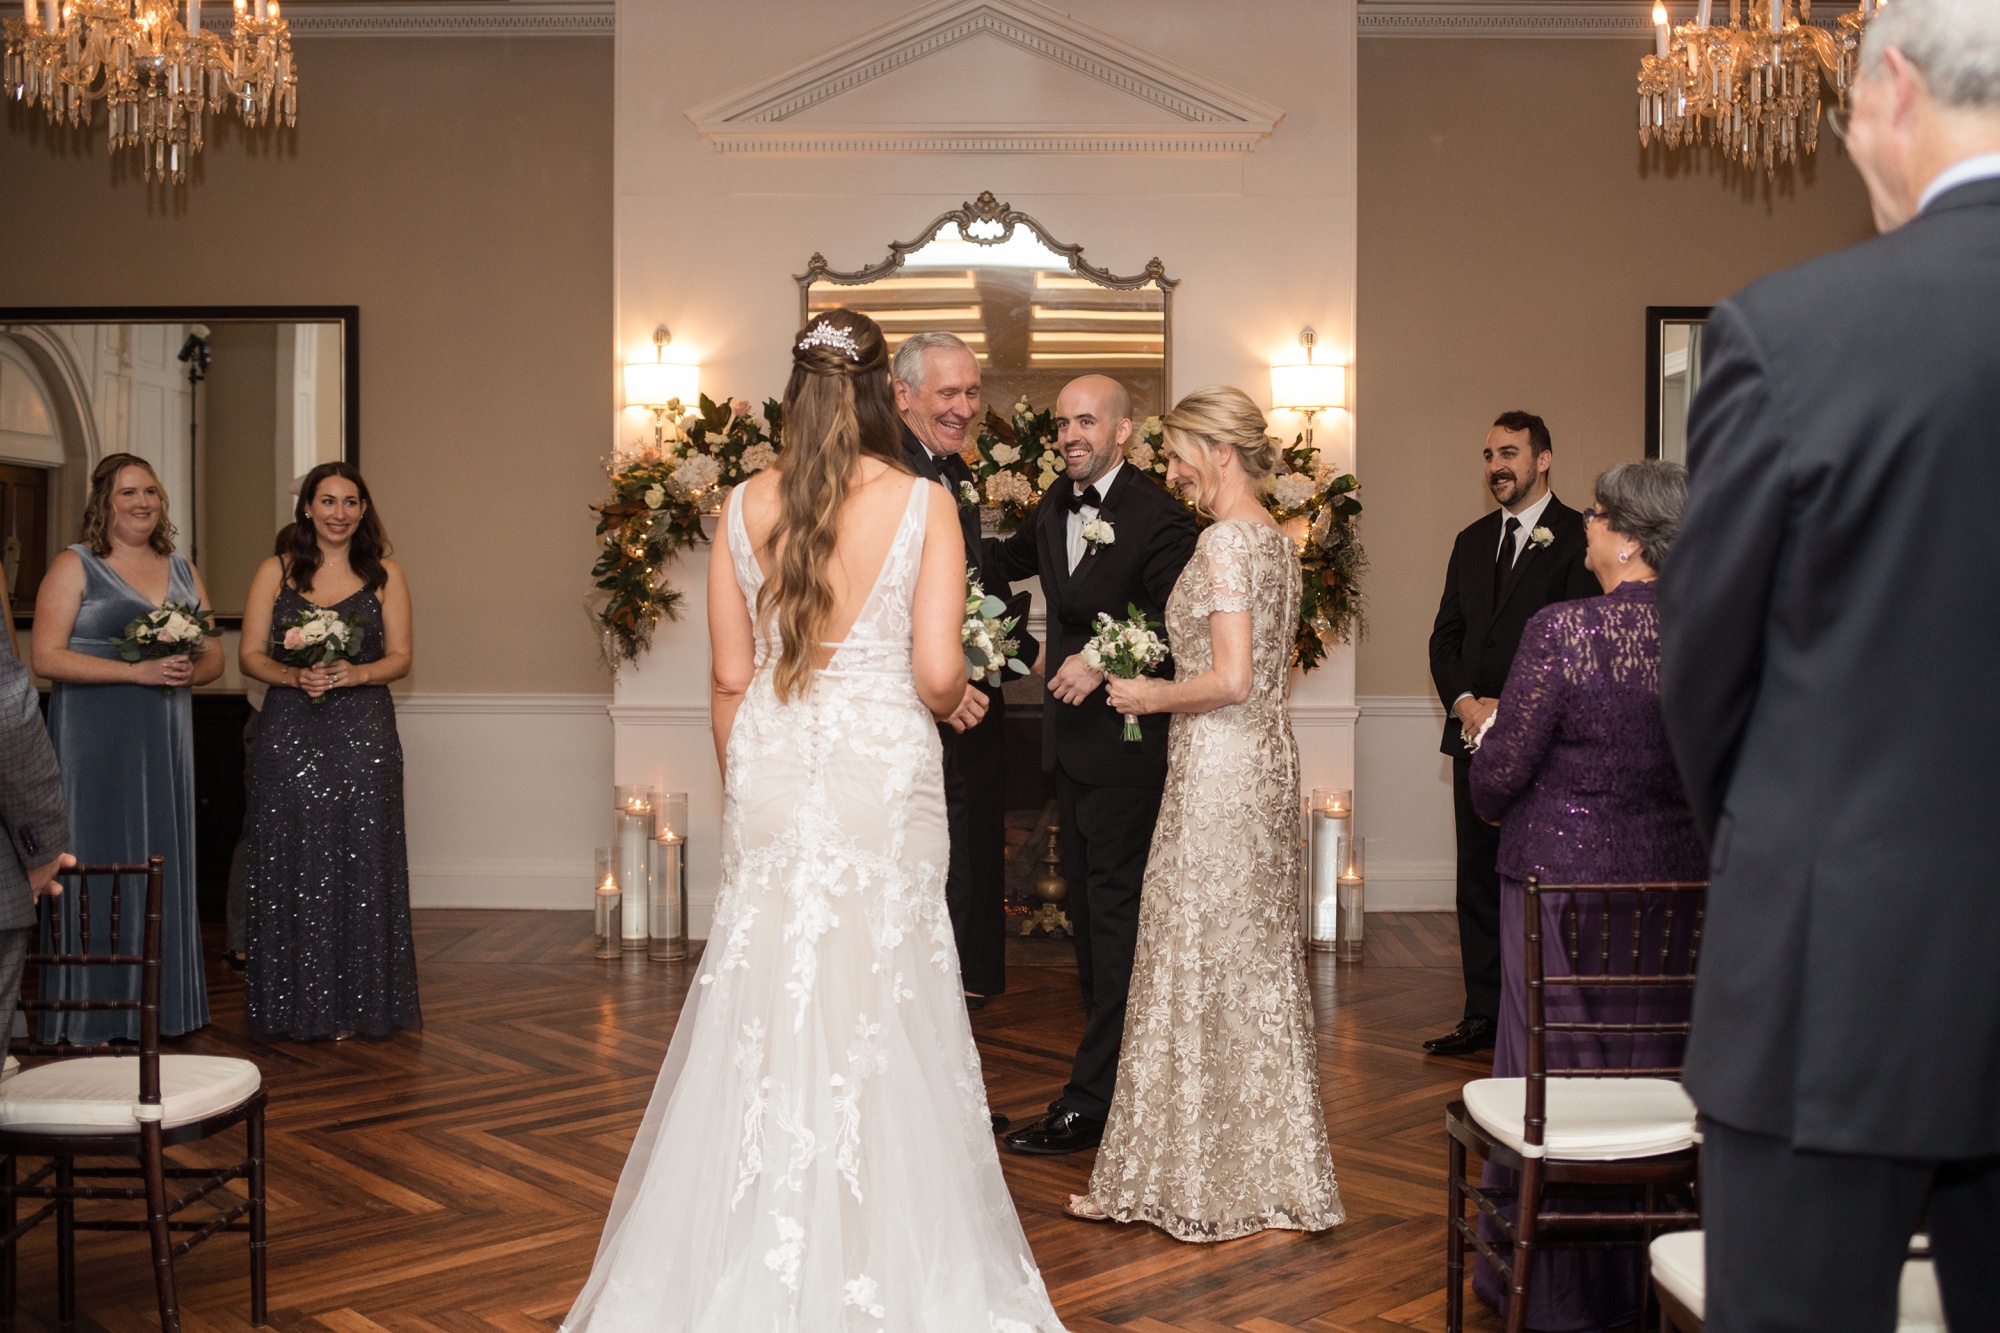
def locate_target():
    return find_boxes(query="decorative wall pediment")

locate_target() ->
[682,0,1284,155]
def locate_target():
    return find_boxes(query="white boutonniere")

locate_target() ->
[1528,525,1554,550]
[957,480,980,509]
[1081,517,1116,553]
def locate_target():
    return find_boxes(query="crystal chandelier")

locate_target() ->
[2,0,295,185]
[1638,0,1881,177]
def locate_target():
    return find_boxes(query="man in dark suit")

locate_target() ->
[993,374,1199,1155]
[1425,411,1596,1056]
[0,649,72,1064]
[1659,5,2000,1325]
[892,332,1038,1017]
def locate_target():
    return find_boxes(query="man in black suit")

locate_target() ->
[1659,5,2000,1326]
[1425,411,1596,1056]
[0,649,72,1064]
[993,374,1199,1155]
[892,332,1037,1017]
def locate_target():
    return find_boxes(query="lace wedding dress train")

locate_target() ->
[562,479,1065,1333]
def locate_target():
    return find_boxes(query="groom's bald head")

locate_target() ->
[1055,375,1135,490]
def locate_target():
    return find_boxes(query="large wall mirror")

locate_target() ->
[0,306,358,624]
[1646,305,1710,466]
[799,192,1177,418]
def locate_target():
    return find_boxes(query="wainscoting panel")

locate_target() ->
[1355,694,1455,911]
[397,693,613,910]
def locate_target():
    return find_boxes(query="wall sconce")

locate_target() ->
[1270,327,1347,453]
[623,326,700,445]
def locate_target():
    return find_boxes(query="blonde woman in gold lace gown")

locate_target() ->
[1067,385,1343,1242]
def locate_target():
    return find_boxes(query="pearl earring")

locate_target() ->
[1618,551,1631,563]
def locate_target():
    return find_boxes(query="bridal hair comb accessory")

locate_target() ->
[796,323,862,361]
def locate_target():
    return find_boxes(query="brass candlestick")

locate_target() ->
[1021,821,1073,938]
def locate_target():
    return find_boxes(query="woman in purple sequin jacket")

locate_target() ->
[1466,460,1707,1333]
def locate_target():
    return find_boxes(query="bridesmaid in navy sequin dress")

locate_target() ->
[32,454,221,1041]
[1468,461,1706,1332]
[239,463,421,1041]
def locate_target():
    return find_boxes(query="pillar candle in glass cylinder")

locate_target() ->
[1307,788,1351,952]
[1337,836,1367,961]
[593,847,621,960]
[614,785,656,948]
[648,792,690,961]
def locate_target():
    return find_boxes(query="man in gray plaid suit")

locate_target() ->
[0,649,71,1063]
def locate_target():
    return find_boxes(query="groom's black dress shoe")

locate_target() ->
[1002,1108,1104,1156]
[1423,1015,1497,1056]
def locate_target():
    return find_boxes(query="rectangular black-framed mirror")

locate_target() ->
[0,305,359,627]
[1645,305,1711,466]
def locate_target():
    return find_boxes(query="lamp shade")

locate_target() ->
[624,359,700,409]
[1270,361,1346,412]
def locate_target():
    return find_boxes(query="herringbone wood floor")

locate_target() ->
[6,911,1510,1333]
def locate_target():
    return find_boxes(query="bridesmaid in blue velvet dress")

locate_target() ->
[1466,459,1707,1333]
[238,462,420,1041]
[31,453,221,1041]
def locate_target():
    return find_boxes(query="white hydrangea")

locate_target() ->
[1271,472,1319,511]
[989,443,1021,467]
[670,453,721,497]
[738,444,778,475]
[985,471,1033,507]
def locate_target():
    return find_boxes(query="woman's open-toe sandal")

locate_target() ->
[1064,1194,1113,1224]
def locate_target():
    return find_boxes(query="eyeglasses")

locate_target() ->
[1825,106,1848,145]
[1582,506,1606,523]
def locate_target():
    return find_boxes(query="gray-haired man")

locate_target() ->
[1660,1,2000,1326]
[0,648,73,1061]
[892,332,1037,1023]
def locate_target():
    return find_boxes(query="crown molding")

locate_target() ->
[685,0,1284,156]
[275,2,612,38]
[1357,1,1849,39]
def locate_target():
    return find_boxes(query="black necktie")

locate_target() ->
[1063,484,1102,514]
[1494,516,1520,599]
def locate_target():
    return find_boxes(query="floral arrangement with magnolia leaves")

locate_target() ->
[969,396,1365,671]
[590,393,783,670]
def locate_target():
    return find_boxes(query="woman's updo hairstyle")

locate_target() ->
[1158,385,1282,517]
[763,309,906,702]
[1593,459,1688,572]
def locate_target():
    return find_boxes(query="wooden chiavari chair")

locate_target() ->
[1444,877,1708,1333]
[1650,1231,1945,1332]
[0,858,268,1331]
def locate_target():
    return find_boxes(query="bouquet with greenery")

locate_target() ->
[113,602,215,696]
[963,576,1028,687]
[1081,604,1169,742]
[275,605,370,705]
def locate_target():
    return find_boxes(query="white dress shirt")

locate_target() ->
[1497,489,1555,567]
[1065,460,1124,573]
[1918,151,2000,216]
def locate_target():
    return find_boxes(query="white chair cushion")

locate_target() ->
[0,1056,260,1135]
[1,1054,17,1081]
[1462,1076,1698,1161]
[1649,1231,1946,1330]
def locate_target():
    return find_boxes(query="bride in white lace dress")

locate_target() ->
[561,310,1066,1333]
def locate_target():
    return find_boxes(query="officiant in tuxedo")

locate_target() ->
[1425,411,1596,1056]
[990,374,1200,1156]
[893,332,1037,1014]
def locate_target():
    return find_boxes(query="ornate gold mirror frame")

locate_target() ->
[797,191,1178,413]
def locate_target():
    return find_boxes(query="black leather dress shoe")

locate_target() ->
[1423,1015,1497,1056]
[991,1112,1008,1133]
[1002,1108,1104,1156]
[965,993,988,1012]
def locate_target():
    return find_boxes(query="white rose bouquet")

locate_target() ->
[114,602,216,696]
[275,605,370,705]
[962,576,1029,687]
[1081,604,1169,742]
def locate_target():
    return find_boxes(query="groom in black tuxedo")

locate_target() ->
[892,333,1037,1016]
[1425,411,1595,1056]
[992,374,1199,1156]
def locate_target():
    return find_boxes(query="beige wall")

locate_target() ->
[1354,38,1877,697]
[0,37,614,693]
[200,323,280,613]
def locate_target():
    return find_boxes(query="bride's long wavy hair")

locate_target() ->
[762,309,906,702]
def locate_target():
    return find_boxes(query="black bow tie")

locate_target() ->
[1063,484,1104,514]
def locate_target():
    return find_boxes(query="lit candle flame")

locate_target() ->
[1653,1,1669,23]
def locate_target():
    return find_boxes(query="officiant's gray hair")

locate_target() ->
[1862,0,2000,108]
[1593,460,1687,572]
[891,331,979,391]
